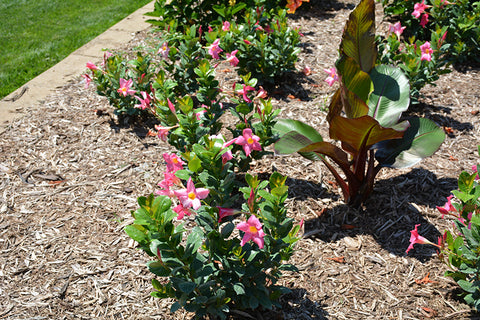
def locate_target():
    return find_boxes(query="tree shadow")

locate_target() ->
[105,111,161,148]
[302,168,457,261]
[277,288,330,319]
[266,70,315,102]
[287,0,357,22]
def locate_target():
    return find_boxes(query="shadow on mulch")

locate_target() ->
[287,0,357,22]
[301,168,458,261]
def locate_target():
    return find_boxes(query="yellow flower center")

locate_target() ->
[122,87,127,92]
[188,192,196,200]
[247,137,254,144]
[172,158,178,164]
[249,226,258,233]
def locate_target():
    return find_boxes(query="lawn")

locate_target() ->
[0,0,152,99]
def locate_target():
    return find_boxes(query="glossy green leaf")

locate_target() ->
[375,118,445,168]
[124,225,146,243]
[329,115,404,153]
[368,65,410,128]
[340,0,377,72]
[147,260,171,277]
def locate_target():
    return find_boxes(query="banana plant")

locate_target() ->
[274,0,445,207]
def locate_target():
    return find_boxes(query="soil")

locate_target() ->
[1,0,480,319]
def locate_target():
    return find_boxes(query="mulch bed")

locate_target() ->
[1,0,480,319]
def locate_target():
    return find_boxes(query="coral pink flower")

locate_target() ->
[255,86,268,99]
[222,21,230,31]
[473,165,479,180]
[229,128,262,157]
[117,78,136,97]
[303,66,312,76]
[195,110,207,120]
[82,74,92,89]
[324,67,339,86]
[155,125,174,142]
[155,172,181,197]
[166,98,176,115]
[86,61,98,71]
[210,134,234,164]
[420,13,429,27]
[226,50,239,67]
[406,224,438,253]
[236,84,256,103]
[389,22,406,39]
[163,153,185,173]
[412,0,429,18]
[436,195,456,218]
[420,41,433,61]
[135,91,152,110]
[158,42,170,59]
[243,39,252,45]
[217,207,238,222]
[174,177,209,210]
[237,215,266,248]
[173,203,194,220]
[207,39,223,59]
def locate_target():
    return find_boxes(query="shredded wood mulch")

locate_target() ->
[1,0,480,319]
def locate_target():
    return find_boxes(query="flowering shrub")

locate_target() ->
[376,23,451,101]
[274,0,445,207]
[126,169,302,318]
[380,0,480,64]
[406,146,480,310]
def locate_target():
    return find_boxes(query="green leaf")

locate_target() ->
[340,0,377,73]
[185,227,203,258]
[375,117,445,168]
[233,283,246,295]
[458,279,475,293]
[188,154,202,173]
[147,260,171,277]
[178,281,197,294]
[221,222,235,238]
[124,225,146,243]
[337,56,373,106]
[368,65,410,128]
[458,171,476,193]
[171,301,182,313]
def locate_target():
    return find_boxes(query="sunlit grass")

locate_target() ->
[0,0,151,99]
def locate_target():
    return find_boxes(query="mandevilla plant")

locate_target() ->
[274,0,445,207]
[407,146,480,311]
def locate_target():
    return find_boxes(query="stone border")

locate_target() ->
[0,1,155,132]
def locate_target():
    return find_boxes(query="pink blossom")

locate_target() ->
[228,128,262,157]
[86,61,98,71]
[412,0,429,18]
[243,39,252,45]
[264,25,273,34]
[302,66,312,76]
[217,207,238,222]
[255,86,268,99]
[163,153,185,173]
[117,78,136,97]
[406,224,438,254]
[155,172,181,197]
[420,13,429,28]
[158,42,170,59]
[173,203,194,220]
[82,74,92,89]
[211,134,234,164]
[207,39,223,59]
[236,84,256,103]
[420,41,433,61]
[196,110,206,120]
[208,26,213,33]
[135,91,152,110]
[222,21,230,31]
[389,22,406,39]
[237,215,266,248]
[167,98,176,115]
[174,177,209,210]
[225,50,239,67]
[324,67,339,86]
[436,195,456,218]
[473,165,479,180]
[155,125,174,142]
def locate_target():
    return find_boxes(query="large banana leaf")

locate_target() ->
[329,115,405,153]
[340,0,377,73]
[273,119,324,161]
[368,65,410,128]
[375,117,446,168]
[337,56,373,106]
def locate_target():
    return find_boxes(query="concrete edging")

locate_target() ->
[0,1,155,133]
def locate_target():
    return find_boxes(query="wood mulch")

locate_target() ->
[1,0,480,319]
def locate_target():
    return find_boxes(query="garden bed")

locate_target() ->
[1,0,480,318]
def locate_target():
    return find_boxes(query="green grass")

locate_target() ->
[0,0,152,99]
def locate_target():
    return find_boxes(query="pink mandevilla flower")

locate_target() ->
[222,21,230,31]
[473,165,479,180]
[163,153,185,173]
[207,39,223,59]
[420,13,429,28]
[237,215,266,249]
[236,84,255,103]
[155,172,181,197]
[303,66,312,76]
[231,128,262,157]
[173,203,194,220]
[174,177,209,210]
[389,22,406,39]
[86,61,98,71]
[82,74,92,89]
[226,50,239,67]
[117,78,136,97]
[406,224,438,253]
[324,67,339,86]
[412,0,429,18]
[135,91,152,110]
[420,41,433,61]
[155,125,174,142]
[436,194,456,218]
[217,207,238,222]
[158,42,170,59]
